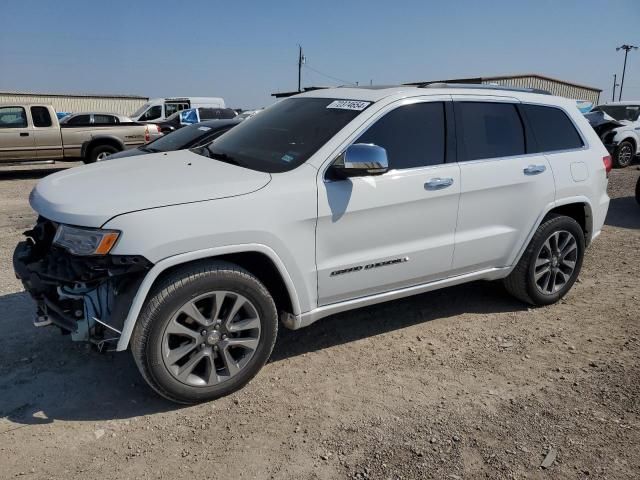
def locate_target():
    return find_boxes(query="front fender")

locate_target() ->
[115,243,301,351]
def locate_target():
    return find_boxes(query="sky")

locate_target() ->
[1,0,639,109]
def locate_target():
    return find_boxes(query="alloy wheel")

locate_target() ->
[618,144,633,166]
[533,230,578,295]
[161,291,261,387]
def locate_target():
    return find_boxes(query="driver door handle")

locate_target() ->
[523,164,546,175]
[425,177,454,190]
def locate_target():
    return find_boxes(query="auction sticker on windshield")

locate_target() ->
[326,100,371,111]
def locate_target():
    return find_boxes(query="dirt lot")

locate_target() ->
[0,162,638,480]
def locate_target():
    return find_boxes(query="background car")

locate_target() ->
[130,97,226,122]
[235,109,264,120]
[588,102,640,168]
[59,112,137,125]
[152,107,237,133]
[103,118,242,160]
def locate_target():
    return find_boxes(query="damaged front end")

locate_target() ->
[13,217,152,351]
[584,110,625,154]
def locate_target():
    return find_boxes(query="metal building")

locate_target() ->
[407,74,602,104]
[0,91,148,116]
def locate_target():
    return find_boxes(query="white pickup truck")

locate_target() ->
[0,104,161,164]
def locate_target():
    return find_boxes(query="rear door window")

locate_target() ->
[165,103,179,117]
[356,102,446,169]
[139,105,162,121]
[66,114,91,125]
[454,102,525,161]
[30,106,52,127]
[0,106,28,128]
[521,104,584,152]
[93,114,118,124]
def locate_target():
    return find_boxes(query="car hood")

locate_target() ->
[30,150,271,227]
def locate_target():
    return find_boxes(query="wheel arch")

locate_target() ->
[81,136,125,159]
[613,132,638,153]
[510,197,594,269]
[115,244,301,351]
[545,200,592,245]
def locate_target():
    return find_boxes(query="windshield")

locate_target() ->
[195,97,370,173]
[144,123,223,152]
[593,105,640,122]
[132,102,151,118]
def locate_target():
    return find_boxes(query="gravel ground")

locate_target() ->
[0,162,638,479]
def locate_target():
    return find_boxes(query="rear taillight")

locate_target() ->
[156,125,161,133]
[602,155,612,177]
[144,125,150,142]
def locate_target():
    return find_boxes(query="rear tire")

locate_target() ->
[86,144,118,163]
[613,140,634,168]
[504,215,585,306]
[131,261,278,404]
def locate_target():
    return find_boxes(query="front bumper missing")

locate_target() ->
[13,222,152,350]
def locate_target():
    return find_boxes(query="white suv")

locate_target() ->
[14,85,611,403]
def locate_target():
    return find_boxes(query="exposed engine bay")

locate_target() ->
[13,217,152,351]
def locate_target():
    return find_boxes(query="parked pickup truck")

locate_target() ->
[0,104,162,164]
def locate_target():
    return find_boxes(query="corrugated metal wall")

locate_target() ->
[482,77,600,104]
[0,93,148,116]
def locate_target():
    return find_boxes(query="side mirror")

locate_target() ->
[331,143,389,178]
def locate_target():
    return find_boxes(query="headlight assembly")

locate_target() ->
[53,225,120,256]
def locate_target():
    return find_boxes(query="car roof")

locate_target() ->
[599,101,640,106]
[64,112,127,116]
[190,118,243,129]
[295,84,564,106]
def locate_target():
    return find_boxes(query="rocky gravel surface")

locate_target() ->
[0,162,638,479]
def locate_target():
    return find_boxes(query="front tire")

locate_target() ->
[504,215,585,306]
[613,140,635,168]
[131,261,278,404]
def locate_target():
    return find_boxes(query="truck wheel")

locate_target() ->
[131,261,278,404]
[86,144,118,163]
[503,214,585,306]
[613,140,634,168]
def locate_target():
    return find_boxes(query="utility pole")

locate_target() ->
[616,44,638,101]
[612,74,619,102]
[297,45,305,92]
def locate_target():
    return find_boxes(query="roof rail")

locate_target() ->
[416,82,551,95]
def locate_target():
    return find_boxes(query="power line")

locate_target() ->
[303,64,357,86]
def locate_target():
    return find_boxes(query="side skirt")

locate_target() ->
[281,267,512,330]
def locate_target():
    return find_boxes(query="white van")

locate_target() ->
[131,97,226,122]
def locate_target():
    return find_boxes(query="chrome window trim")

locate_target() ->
[519,102,590,153]
[453,101,589,164]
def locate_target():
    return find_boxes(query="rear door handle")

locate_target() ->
[425,177,454,190]
[523,164,546,175]
[20,132,29,137]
